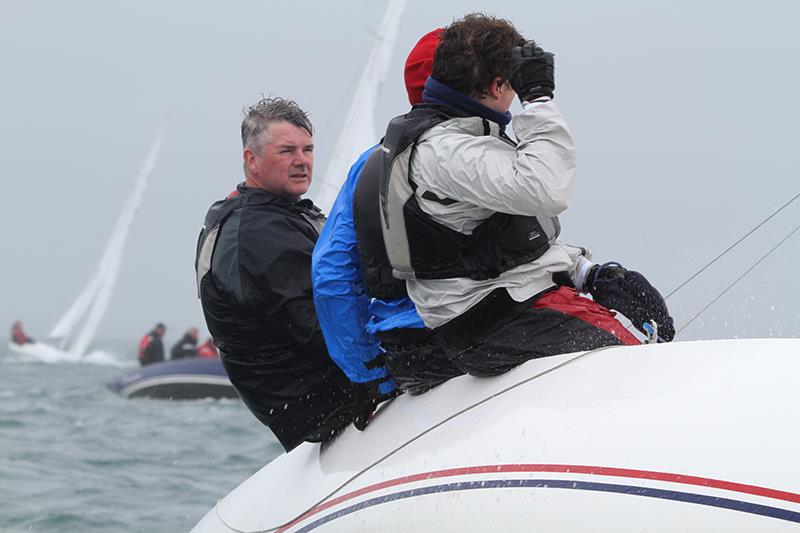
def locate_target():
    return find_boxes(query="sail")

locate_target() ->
[48,125,164,356]
[48,272,102,348]
[311,0,406,213]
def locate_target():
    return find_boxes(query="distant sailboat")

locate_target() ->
[310,0,406,214]
[8,125,164,363]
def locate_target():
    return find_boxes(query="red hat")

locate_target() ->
[404,28,444,105]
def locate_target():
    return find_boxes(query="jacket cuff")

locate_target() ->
[378,377,398,396]
[574,256,595,292]
[521,96,552,110]
[354,374,398,400]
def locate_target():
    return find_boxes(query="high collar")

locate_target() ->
[236,182,319,212]
[422,76,512,127]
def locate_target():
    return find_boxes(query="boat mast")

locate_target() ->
[311,0,406,214]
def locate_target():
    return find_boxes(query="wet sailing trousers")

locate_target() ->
[383,330,465,395]
[453,286,640,377]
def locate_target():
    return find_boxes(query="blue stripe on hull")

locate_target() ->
[296,478,800,532]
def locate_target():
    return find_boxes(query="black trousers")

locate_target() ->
[222,354,356,452]
[453,307,624,377]
[384,304,625,392]
[266,369,356,451]
[382,329,465,395]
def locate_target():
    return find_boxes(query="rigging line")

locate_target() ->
[675,221,800,338]
[665,191,800,301]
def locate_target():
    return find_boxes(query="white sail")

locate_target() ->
[48,125,164,357]
[48,271,102,348]
[312,0,406,213]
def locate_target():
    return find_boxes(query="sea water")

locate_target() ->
[0,342,282,532]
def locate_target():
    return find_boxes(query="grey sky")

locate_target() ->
[1,0,798,349]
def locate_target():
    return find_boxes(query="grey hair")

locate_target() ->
[241,96,313,154]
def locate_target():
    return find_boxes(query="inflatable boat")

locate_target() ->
[107,357,237,400]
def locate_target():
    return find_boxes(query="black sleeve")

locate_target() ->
[239,209,329,361]
[145,339,165,363]
[156,341,165,362]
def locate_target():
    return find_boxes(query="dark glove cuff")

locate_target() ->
[519,86,554,102]
[587,261,626,293]
[363,353,386,370]
[353,375,399,404]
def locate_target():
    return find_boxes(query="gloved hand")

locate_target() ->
[587,262,676,342]
[509,41,555,102]
[352,376,400,431]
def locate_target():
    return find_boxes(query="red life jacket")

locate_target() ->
[197,340,219,358]
[11,324,30,345]
[138,334,153,360]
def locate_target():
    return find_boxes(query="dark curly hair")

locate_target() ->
[432,13,525,99]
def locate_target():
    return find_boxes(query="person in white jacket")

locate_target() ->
[375,14,673,377]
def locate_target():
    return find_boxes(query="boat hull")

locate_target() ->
[107,358,237,400]
[191,338,800,532]
[6,341,81,363]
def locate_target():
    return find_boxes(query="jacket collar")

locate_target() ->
[422,76,512,128]
[236,182,320,214]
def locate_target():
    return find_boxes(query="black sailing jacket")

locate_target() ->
[170,333,197,359]
[196,184,352,449]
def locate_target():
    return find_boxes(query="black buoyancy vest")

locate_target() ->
[354,104,552,297]
[195,190,243,298]
[196,187,325,300]
[353,148,408,300]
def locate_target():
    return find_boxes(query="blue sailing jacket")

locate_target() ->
[312,146,425,395]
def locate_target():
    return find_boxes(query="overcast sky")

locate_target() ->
[1,0,798,350]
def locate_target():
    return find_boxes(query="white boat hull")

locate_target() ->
[6,341,81,363]
[192,339,800,532]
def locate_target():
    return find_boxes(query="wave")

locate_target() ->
[4,343,133,368]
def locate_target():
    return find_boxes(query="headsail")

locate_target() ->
[48,125,164,356]
[48,272,102,349]
[311,0,406,213]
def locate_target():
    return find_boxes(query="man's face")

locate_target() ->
[244,121,314,199]
[478,78,517,114]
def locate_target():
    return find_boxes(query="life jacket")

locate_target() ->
[357,104,553,296]
[195,188,243,299]
[353,147,408,300]
[197,340,219,358]
[11,324,30,345]
[138,334,153,361]
[196,186,325,300]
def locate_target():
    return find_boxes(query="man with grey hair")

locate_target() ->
[195,97,358,451]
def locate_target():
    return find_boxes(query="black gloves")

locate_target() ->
[509,41,555,102]
[352,376,400,431]
[587,262,676,342]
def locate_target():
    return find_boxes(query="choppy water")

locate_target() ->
[0,343,283,532]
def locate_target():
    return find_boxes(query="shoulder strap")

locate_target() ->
[195,192,244,297]
[354,148,408,299]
